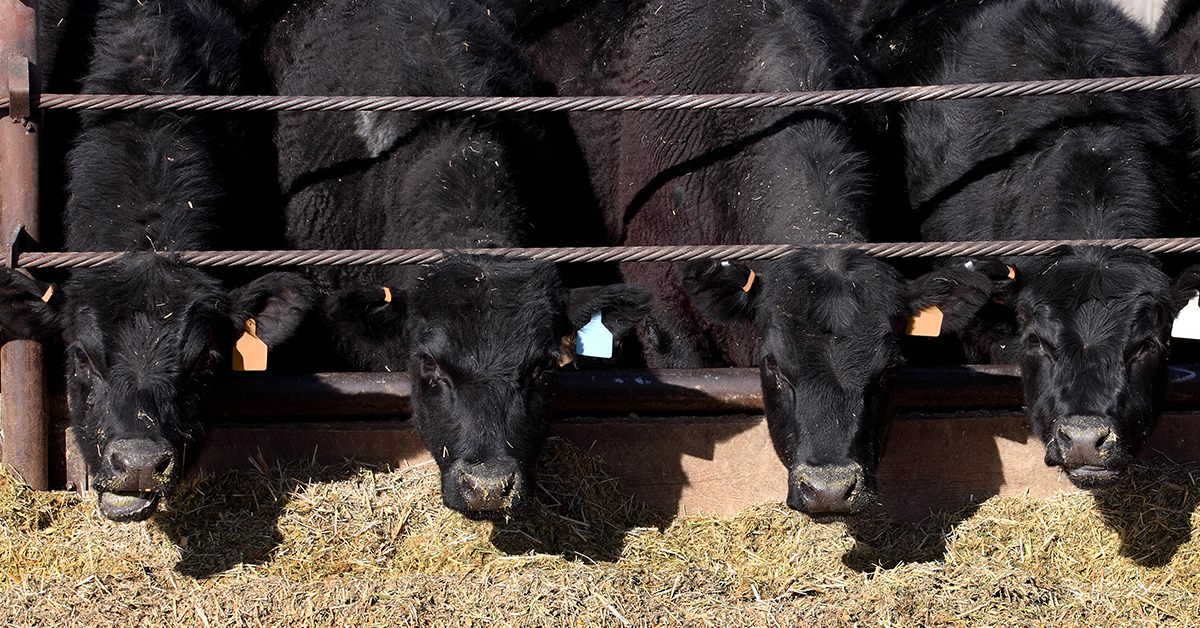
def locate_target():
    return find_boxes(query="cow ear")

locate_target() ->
[1171,264,1200,309]
[229,272,315,350]
[906,258,1016,333]
[326,284,408,342]
[566,283,651,339]
[0,267,62,341]
[680,260,759,323]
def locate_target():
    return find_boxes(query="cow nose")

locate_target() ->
[1055,420,1114,468]
[790,465,860,515]
[106,439,175,493]
[458,463,520,512]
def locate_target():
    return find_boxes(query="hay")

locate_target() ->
[2,437,1198,627]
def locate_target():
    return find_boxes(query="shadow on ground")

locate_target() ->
[1091,462,1200,567]
[488,437,676,562]
[152,461,363,579]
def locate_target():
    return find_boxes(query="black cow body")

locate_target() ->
[269,0,647,516]
[871,0,1200,486]
[1158,0,1200,146]
[502,0,910,518]
[0,0,311,522]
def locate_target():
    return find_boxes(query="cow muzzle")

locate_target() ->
[94,438,176,522]
[445,459,526,515]
[1049,415,1125,487]
[787,463,872,520]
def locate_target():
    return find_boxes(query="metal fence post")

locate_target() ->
[1,0,48,490]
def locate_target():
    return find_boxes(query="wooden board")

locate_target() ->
[56,412,1200,521]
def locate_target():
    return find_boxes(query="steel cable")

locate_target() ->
[18,238,1200,268]
[4,74,1200,113]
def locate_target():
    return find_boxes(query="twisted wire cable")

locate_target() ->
[4,74,1200,113]
[17,238,1200,268]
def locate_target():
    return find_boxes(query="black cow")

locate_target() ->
[499,0,911,518]
[0,0,311,521]
[268,0,648,515]
[1158,0,1200,143]
[867,0,1200,486]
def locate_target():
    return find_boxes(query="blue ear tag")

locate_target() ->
[576,311,614,359]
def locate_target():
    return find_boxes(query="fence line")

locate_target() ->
[16,237,1200,269]
[5,74,1200,114]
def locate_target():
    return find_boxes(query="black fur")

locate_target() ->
[0,0,311,522]
[505,0,910,518]
[269,0,648,515]
[882,0,1200,485]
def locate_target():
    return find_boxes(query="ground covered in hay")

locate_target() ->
[2,437,1198,627]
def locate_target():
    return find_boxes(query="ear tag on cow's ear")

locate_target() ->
[233,318,269,371]
[40,285,54,303]
[1006,265,1017,280]
[1172,295,1200,340]
[906,305,944,337]
[576,311,614,359]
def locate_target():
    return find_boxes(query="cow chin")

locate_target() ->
[440,458,531,519]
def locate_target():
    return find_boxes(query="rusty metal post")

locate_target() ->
[1,0,47,490]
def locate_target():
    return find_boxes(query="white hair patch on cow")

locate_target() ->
[355,111,403,158]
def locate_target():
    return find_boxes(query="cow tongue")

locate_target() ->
[99,491,160,521]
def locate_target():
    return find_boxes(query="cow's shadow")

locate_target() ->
[1090,462,1200,567]
[152,457,364,579]
[486,437,675,561]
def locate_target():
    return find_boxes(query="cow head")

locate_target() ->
[328,255,649,516]
[0,258,313,521]
[910,246,1187,487]
[682,249,907,520]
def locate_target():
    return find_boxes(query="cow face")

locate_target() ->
[0,258,313,521]
[683,249,907,520]
[911,246,1185,487]
[329,256,649,516]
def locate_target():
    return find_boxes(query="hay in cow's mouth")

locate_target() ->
[98,491,160,522]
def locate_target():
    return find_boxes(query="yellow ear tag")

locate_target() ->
[742,270,756,292]
[906,305,944,337]
[233,318,268,371]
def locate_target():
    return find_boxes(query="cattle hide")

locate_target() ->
[269,0,648,516]
[0,0,311,522]
[500,0,912,519]
[874,0,1200,486]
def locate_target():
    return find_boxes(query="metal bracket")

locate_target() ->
[6,224,31,270]
[6,53,31,121]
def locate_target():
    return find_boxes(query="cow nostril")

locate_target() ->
[153,454,173,477]
[110,451,129,474]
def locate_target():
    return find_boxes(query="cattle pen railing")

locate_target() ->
[5,0,1200,517]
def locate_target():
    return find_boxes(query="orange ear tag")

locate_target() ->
[1006,265,1017,280]
[233,318,268,371]
[905,305,944,337]
[742,270,756,292]
[40,285,54,303]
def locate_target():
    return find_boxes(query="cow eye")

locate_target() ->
[1126,341,1158,364]
[1026,334,1055,359]
[71,346,97,380]
[421,352,438,371]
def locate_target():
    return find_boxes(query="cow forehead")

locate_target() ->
[1023,257,1169,316]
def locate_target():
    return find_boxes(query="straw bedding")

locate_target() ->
[2,437,1197,627]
